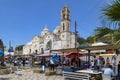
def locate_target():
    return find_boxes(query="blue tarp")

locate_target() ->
[51,54,59,63]
[0,50,4,56]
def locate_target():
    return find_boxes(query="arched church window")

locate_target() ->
[46,40,52,50]
[67,14,69,20]
[58,30,60,33]
[63,14,65,19]
[29,49,31,53]
[35,50,38,54]
[63,23,65,31]
[48,36,50,38]
[41,48,44,54]
[65,15,67,19]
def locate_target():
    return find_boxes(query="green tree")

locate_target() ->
[77,37,86,44]
[15,45,24,51]
[94,27,113,39]
[102,0,120,28]
[86,36,94,43]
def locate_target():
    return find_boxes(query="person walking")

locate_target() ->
[50,58,54,71]
[31,59,35,67]
[106,57,110,66]
[41,58,46,72]
[118,61,120,80]
[111,55,116,66]
[111,55,116,74]
[14,59,17,66]
[90,60,94,69]
[22,58,26,67]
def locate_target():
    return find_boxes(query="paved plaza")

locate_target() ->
[0,70,63,80]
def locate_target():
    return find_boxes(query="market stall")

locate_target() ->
[76,69,102,80]
[66,52,84,58]
[99,53,116,57]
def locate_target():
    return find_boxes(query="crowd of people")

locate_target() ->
[4,54,120,80]
[89,55,120,80]
[5,57,27,67]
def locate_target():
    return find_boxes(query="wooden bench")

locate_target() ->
[63,71,90,80]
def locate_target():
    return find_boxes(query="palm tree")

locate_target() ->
[94,27,113,39]
[94,27,114,43]
[102,0,120,29]
[93,27,120,44]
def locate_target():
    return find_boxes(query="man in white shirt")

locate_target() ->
[50,58,54,71]
[104,65,115,77]
[90,60,94,68]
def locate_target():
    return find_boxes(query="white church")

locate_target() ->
[23,6,77,55]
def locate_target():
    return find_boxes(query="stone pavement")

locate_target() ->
[0,71,63,80]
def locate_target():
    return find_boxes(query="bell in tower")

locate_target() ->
[61,5,70,32]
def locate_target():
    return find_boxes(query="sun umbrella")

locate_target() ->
[4,56,10,58]
[0,50,4,56]
[66,52,84,58]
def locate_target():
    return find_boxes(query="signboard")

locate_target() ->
[8,49,14,52]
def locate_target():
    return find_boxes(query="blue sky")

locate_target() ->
[0,0,112,49]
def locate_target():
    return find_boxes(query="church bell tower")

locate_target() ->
[61,6,70,32]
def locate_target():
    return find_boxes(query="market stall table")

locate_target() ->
[76,69,102,80]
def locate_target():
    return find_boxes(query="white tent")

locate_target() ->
[82,42,108,53]
[92,42,108,46]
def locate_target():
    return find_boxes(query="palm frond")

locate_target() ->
[102,0,120,29]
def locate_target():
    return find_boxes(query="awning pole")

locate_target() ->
[88,50,90,68]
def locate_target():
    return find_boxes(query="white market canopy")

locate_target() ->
[82,50,106,53]
[99,53,116,57]
[92,42,108,46]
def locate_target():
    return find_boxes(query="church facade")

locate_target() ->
[23,6,76,55]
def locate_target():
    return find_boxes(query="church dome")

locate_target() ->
[41,26,51,36]
[26,41,32,46]
[43,27,49,31]
[53,26,61,34]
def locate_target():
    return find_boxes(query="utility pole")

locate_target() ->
[74,21,77,52]
[75,21,80,69]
